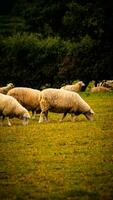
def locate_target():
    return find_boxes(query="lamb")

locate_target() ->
[0,93,30,126]
[7,87,41,119]
[38,88,94,123]
[0,83,14,94]
[90,86,111,93]
[60,81,85,92]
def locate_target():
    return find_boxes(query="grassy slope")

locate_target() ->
[0,92,113,200]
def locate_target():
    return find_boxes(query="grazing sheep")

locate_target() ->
[0,83,14,94]
[61,81,85,92]
[7,87,40,119]
[39,88,94,123]
[98,80,113,90]
[61,81,85,120]
[0,93,30,126]
[90,86,111,93]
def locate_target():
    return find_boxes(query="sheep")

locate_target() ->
[90,86,111,93]
[38,88,94,123]
[60,81,85,120]
[98,80,113,90]
[60,81,85,92]
[7,87,41,119]
[0,93,30,126]
[0,83,14,94]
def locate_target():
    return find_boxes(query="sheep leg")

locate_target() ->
[38,112,43,123]
[39,111,46,123]
[39,99,49,123]
[0,116,5,126]
[32,110,36,119]
[71,113,77,122]
[22,117,29,126]
[59,112,67,122]
[7,117,12,126]
[0,116,11,126]
[44,111,49,121]
[0,116,3,126]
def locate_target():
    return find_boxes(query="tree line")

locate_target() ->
[0,0,113,88]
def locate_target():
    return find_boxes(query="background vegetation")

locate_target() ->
[0,0,113,88]
[0,2,113,199]
[0,92,113,199]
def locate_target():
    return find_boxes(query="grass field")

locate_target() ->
[0,92,113,200]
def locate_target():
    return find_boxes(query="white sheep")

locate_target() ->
[90,86,111,93]
[0,93,30,126]
[98,80,113,90]
[0,83,14,94]
[38,88,94,123]
[60,81,85,92]
[7,87,41,119]
[61,81,85,120]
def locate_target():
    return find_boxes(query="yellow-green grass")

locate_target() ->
[0,92,113,200]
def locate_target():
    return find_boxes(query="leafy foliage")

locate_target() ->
[0,33,73,88]
[0,0,113,87]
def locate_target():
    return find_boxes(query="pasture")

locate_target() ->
[0,92,113,200]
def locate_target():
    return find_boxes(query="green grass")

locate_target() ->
[0,92,113,200]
